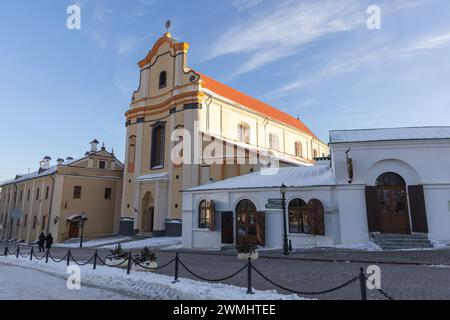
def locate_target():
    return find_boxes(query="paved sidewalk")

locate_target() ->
[1,244,450,300]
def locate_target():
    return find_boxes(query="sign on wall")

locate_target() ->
[265,198,283,209]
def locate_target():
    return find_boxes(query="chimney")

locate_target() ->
[56,158,65,165]
[40,156,51,170]
[90,139,99,152]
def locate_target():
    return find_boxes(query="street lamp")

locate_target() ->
[280,184,289,256]
[79,212,88,248]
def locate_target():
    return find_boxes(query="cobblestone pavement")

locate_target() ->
[1,244,450,300]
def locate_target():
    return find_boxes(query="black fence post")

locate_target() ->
[289,240,293,252]
[247,258,254,295]
[126,252,132,275]
[4,246,8,258]
[67,249,71,266]
[45,249,50,263]
[173,252,180,283]
[16,246,20,259]
[359,267,367,300]
[93,250,98,270]
[30,247,34,261]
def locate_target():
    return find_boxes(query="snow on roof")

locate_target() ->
[136,172,169,182]
[330,126,450,144]
[0,166,57,187]
[185,165,335,192]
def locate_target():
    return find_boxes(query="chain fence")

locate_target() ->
[0,244,395,300]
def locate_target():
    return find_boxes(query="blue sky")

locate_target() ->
[1,0,450,181]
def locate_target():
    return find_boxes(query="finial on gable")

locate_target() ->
[164,20,172,38]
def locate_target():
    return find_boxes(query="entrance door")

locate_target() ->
[376,173,410,234]
[68,221,79,238]
[221,212,234,244]
[142,207,154,233]
[236,199,261,245]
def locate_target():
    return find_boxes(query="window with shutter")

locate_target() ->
[288,198,309,234]
[408,185,429,233]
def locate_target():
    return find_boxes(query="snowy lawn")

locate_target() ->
[0,256,304,300]
[54,236,131,248]
[101,237,182,250]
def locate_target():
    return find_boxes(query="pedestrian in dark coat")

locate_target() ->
[38,233,46,252]
[45,233,53,250]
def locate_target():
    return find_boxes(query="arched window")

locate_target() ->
[313,149,318,158]
[238,122,250,144]
[199,200,214,229]
[288,199,309,234]
[268,133,279,151]
[236,199,258,244]
[159,71,167,89]
[151,122,166,169]
[294,141,303,158]
[376,172,405,186]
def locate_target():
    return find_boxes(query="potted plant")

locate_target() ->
[106,244,129,267]
[236,243,259,261]
[132,247,158,271]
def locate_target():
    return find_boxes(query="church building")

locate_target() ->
[120,32,328,236]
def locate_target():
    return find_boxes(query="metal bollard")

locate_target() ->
[45,249,50,263]
[67,249,71,266]
[126,252,132,275]
[4,246,8,258]
[173,252,180,283]
[93,250,98,270]
[16,246,20,259]
[247,258,254,295]
[30,247,34,261]
[289,240,293,252]
[359,267,367,300]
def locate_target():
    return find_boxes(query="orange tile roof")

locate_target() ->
[197,72,317,139]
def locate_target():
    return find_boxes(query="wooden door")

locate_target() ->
[221,211,234,244]
[68,221,79,238]
[377,186,410,234]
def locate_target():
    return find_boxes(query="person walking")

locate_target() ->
[45,233,53,250]
[38,233,46,252]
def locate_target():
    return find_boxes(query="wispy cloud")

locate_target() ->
[397,32,450,56]
[207,0,367,78]
[231,0,264,12]
[115,35,149,55]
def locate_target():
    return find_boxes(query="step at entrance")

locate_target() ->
[372,233,433,250]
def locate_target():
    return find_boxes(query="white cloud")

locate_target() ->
[397,32,450,56]
[231,0,264,12]
[207,0,367,77]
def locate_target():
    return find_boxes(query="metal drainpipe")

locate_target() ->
[46,175,56,234]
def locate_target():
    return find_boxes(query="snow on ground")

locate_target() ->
[0,263,132,300]
[54,236,131,248]
[332,242,382,251]
[0,256,303,300]
[432,240,450,249]
[101,237,182,250]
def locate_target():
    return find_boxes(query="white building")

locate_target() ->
[182,127,450,249]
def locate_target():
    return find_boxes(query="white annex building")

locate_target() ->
[182,127,450,249]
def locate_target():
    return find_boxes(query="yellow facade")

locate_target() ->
[121,33,329,236]
[0,144,123,243]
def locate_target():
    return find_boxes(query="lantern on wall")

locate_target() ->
[346,149,353,184]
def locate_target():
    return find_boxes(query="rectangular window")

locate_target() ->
[104,188,112,200]
[33,216,37,230]
[41,216,46,231]
[99,160,106,169]
[73,186,82,199]
[27,189,30,201]
[19,190,23,202]
[36,188,40,201]
[24,215,28,227]
[45,186,50,200]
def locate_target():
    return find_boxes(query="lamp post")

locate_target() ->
[79,212,88,248]
[280,184,289,255]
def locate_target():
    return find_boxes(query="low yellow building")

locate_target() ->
[0,140,123,243]
[120,32,328,236]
